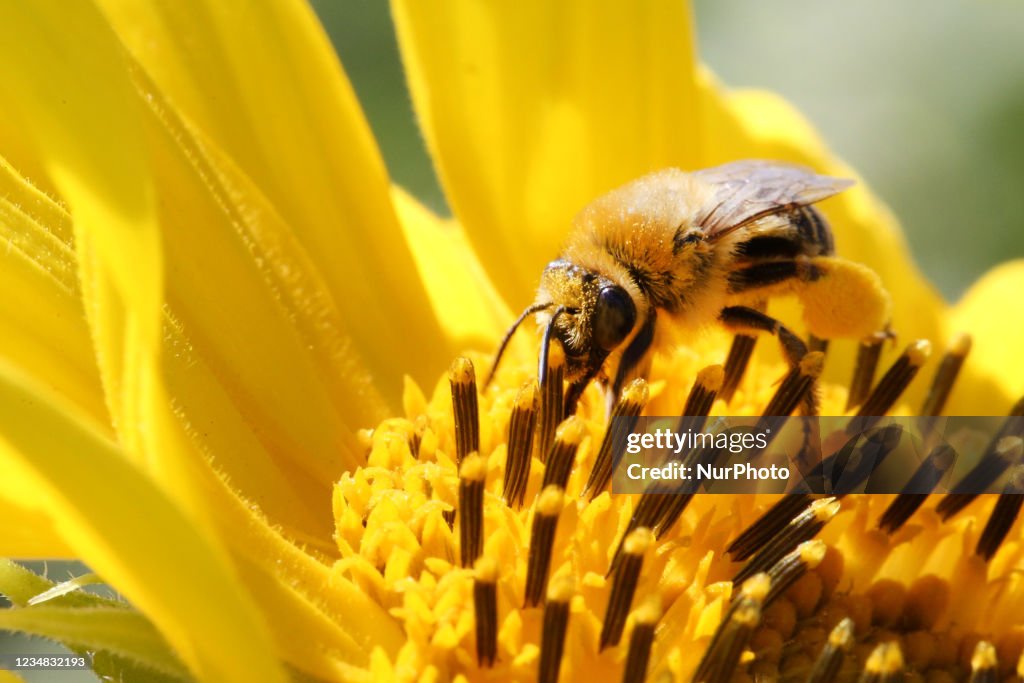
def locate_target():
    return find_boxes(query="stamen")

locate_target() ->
[677,365,724,435]
[473,557,498,667]
[760,352,825,418]
[811,424,903,495]
[727,494,812,561]
[975,464,1024,561]
[653,490,696,540]
[458,453,487,568]
[449,357,480,465]
[607,483,675,578]
[878,443,957,534]
[806,618,855,683]
[734,498,839,585]
[969,640,998,683]
[503,381,538,509]
[937,435,1024,520]
[764,540,827,607]
[621,595,661,683]
[538,575,574,683]
[846,332,888,411]
[524,485,565,608]
[410,414,429,460]
[693,573,766,683]
[720,333,758,403]
[599,528,653,651]
[920,332,971,417]
[859,642,904,682]
[849,340,931,434]
[538,341,566,462]
[583,378,649,499]
[542,416,586,490]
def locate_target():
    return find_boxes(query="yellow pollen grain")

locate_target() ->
[515,380,538,407]
[996,436,1024,461]
[734,601,762,628]
[970,640,997,672]
[621,377,650,405]
[634,594,663,625]
[546,339,566,370]
[623,527,655,556]
[548,574,576,603]
[696,364,725,392]
[948,332,972,356]
[475,556,498,583]
[739,573,772,603]
[460,453,487,482]
[865,641,904,673]
[797,540,827,570]
[449,356,475,384]
[829,617,855,648]
[906,339,932,367]
[810,497,841,522]
[554,415,586,446]
[536,485,564,517]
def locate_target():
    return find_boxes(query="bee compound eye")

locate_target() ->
[594,286,637,351]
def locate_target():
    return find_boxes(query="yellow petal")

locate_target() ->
[0,499,71,559]
[97,0,452,395]
[0,163,107,429]
[392,186,511,348]
[0,358,283,682]
[132,63,383,539]
[946,260,1024,414]
[393,0,702,307]
[0,0,197,509]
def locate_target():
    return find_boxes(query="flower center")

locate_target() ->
[333,328,1024,681]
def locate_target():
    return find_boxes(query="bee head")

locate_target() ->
[536,260,638,382]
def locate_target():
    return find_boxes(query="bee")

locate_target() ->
[487,160,891,413]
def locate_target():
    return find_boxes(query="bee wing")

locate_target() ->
[692,160,854,239]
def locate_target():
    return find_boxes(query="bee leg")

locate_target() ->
[719,305,819,417]
[564,367,602,417]
[718,306,808,367]
[611,310,657,400]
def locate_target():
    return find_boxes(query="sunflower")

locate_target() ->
[1,1,1022,682]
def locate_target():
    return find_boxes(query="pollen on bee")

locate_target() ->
[861,641,905,681]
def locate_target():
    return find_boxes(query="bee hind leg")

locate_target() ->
[718,306,808,367]
[719,305,818,415]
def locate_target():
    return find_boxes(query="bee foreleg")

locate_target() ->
[718,306,808,367]
[611,310,657,400]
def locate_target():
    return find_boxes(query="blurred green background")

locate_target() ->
[317,0,1024,301]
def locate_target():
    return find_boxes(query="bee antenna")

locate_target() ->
[485,302,554,388]
[539,306,570,389]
